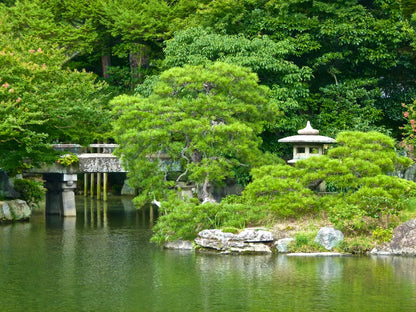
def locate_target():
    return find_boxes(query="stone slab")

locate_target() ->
[286,252,351,257]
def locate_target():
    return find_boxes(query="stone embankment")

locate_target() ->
[165,219,416,256]
[0,199,32,222]
[165,226,346,255]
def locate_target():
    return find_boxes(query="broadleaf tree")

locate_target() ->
[185,0,416,139]
[0,33,111,173]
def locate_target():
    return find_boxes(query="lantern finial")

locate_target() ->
[298,121,319,135]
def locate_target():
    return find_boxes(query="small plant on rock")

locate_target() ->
[13,178,45,208]
[56,154,79,167]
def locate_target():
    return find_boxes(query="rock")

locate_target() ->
[121,181,136,195]
[0,201,11,220]
[195,229,274,254]
[198,229,236,241]
[195,235,246,251]
[275,238,295,253]
[237,229,274,242]
[314,227,344,250]
[370,247,394,256]
[389,218,416,255]
[0,199,32,222]
[228,243,272,254]
[287,252,350,257]
[164,240,194,250]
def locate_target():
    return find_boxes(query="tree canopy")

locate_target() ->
[0,33,111,172]
[112,62,280,205]
[3,0,416,142]
[163,0,416,140]
[160,27,312,140]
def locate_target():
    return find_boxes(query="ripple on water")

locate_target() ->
[1,197,416,312]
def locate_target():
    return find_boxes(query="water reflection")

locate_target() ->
[74,196,157,230]
[370,255,416,284]
[195,252,275,278]
[1,197,416,312]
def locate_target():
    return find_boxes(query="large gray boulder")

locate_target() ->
[390,218,416,256]
[314,227,344,250]
[0,200,32,222]
[195,229,274,254]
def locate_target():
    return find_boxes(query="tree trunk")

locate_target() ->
[101,55,111,78]
[129,43,151,89]
[200,178,216,204]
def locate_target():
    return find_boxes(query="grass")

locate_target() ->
[266,201,416,254]
[334,236,377,254]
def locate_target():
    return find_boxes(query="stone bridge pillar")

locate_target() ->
[44,173,77,217]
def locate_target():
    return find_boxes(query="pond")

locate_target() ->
[1,196,415,312]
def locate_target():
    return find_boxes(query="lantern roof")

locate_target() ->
[278,121,336,144]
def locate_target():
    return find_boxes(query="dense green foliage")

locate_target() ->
[158,27,312,146]
[0,4,114,206]
[0,0,200,90]
[184,0,416,137]
[12,178,44,208]
[2,0,416,241]
[151,196,261,244]
[112,62,281,206]
[0,33,111,173]
[152,131,416,243]
[244,131,415,232]
[3,0,416,140]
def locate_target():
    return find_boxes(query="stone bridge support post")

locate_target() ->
[44,173,77,217]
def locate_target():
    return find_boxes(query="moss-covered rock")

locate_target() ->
[0,199,32,223]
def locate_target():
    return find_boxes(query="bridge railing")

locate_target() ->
[88,144,119,154]
[52,144,119,155]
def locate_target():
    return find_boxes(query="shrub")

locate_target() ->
[13,178,45,208]
[290,232,326,252]
[295,233,309,247]
[242,164,322,218]
[328,203,372,234]
[151,198,262,244]
[336,236,375,254]
[56,154,79,167]
[150,130,416,243]
[372,226,393,243]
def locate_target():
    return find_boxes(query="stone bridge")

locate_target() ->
[29,144,126,217]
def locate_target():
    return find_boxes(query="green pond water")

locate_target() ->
[1,196,416,312]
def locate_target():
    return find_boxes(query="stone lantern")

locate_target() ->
[278,121,336,163]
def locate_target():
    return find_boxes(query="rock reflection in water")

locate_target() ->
[370,255,416,284]
[1,198,416,312]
